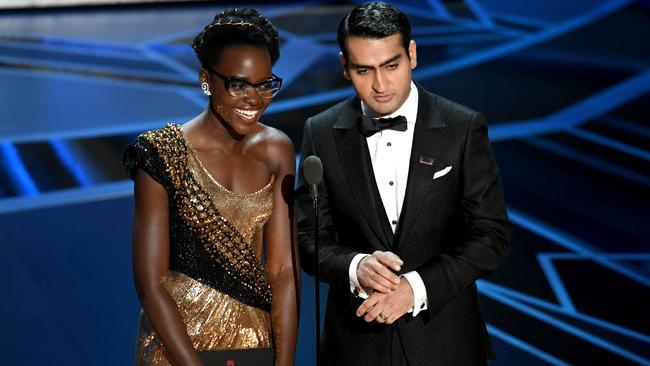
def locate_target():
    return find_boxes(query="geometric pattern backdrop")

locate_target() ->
[0,1,648,365]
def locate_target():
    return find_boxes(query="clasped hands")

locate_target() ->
[355,251,414,325]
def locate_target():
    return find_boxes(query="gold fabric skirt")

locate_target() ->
[134,271,272,365]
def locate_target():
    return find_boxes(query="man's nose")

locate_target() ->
[372,71,387,93]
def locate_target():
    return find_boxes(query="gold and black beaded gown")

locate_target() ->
[123,123,274,365]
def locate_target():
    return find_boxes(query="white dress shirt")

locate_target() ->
[348,81,428,316]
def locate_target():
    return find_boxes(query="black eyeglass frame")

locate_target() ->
[204,66,282,98]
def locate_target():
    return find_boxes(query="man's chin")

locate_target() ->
[370,104,398,116]
[359,98,389,114]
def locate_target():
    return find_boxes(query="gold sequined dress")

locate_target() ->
[123,124,274,365]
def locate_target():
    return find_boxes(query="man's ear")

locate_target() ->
[339,51,350,80]
[408,40,417,70]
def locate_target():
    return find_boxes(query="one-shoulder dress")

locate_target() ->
[123,123,274,365]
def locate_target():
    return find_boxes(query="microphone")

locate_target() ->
[301,155,323,201]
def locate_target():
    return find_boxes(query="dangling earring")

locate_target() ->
[201,82,211,96]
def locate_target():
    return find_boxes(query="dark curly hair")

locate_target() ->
[192,7,279,68]
[337,2,411,61]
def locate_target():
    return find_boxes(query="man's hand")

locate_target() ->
[356,277,414,324]
[357,251,403,293]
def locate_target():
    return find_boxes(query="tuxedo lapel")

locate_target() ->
[395,88,448,247]
[333,98,394,248]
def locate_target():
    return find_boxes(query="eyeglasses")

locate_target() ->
[205,66,282,98]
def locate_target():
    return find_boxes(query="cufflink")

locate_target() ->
[421,303,425,309]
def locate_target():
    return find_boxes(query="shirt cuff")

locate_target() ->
[349,253,371,298]
[402,271,428,316]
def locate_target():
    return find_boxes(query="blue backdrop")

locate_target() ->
[1,1,648,365]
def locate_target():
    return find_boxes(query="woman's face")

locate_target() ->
[203,45,274,136]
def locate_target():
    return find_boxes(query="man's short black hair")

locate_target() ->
[337,2,412,62]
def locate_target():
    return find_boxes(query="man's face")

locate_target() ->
[341,34,417,116]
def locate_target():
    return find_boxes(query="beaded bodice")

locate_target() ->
[124,123,273,311]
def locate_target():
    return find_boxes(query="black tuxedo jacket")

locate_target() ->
[296,84,511,366]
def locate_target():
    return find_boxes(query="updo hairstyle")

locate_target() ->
[192,7,280,68]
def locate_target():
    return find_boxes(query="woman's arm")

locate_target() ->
[263,132,301,366]
[132,169,204,366]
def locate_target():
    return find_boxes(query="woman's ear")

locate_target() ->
[199,68,209,84]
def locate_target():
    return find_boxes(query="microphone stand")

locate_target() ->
[312,189,321,366]
[302,155,323,366]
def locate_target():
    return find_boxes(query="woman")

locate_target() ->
[123,7,299,366]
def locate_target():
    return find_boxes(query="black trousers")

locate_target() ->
[391,326,410,366]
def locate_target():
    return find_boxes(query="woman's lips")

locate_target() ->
[234,108,259,120]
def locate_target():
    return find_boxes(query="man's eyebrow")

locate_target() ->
[379,54,402,67]
[349,53,402,69]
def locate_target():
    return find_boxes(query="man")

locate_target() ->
[295,2,511,365]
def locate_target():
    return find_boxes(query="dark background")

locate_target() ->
[0,0,648,365]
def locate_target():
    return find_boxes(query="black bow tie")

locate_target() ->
[357,115,408,137]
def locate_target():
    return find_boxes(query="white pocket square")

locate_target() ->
[433,166,452,180]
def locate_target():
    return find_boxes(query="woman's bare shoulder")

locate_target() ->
[252,124,295,168]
